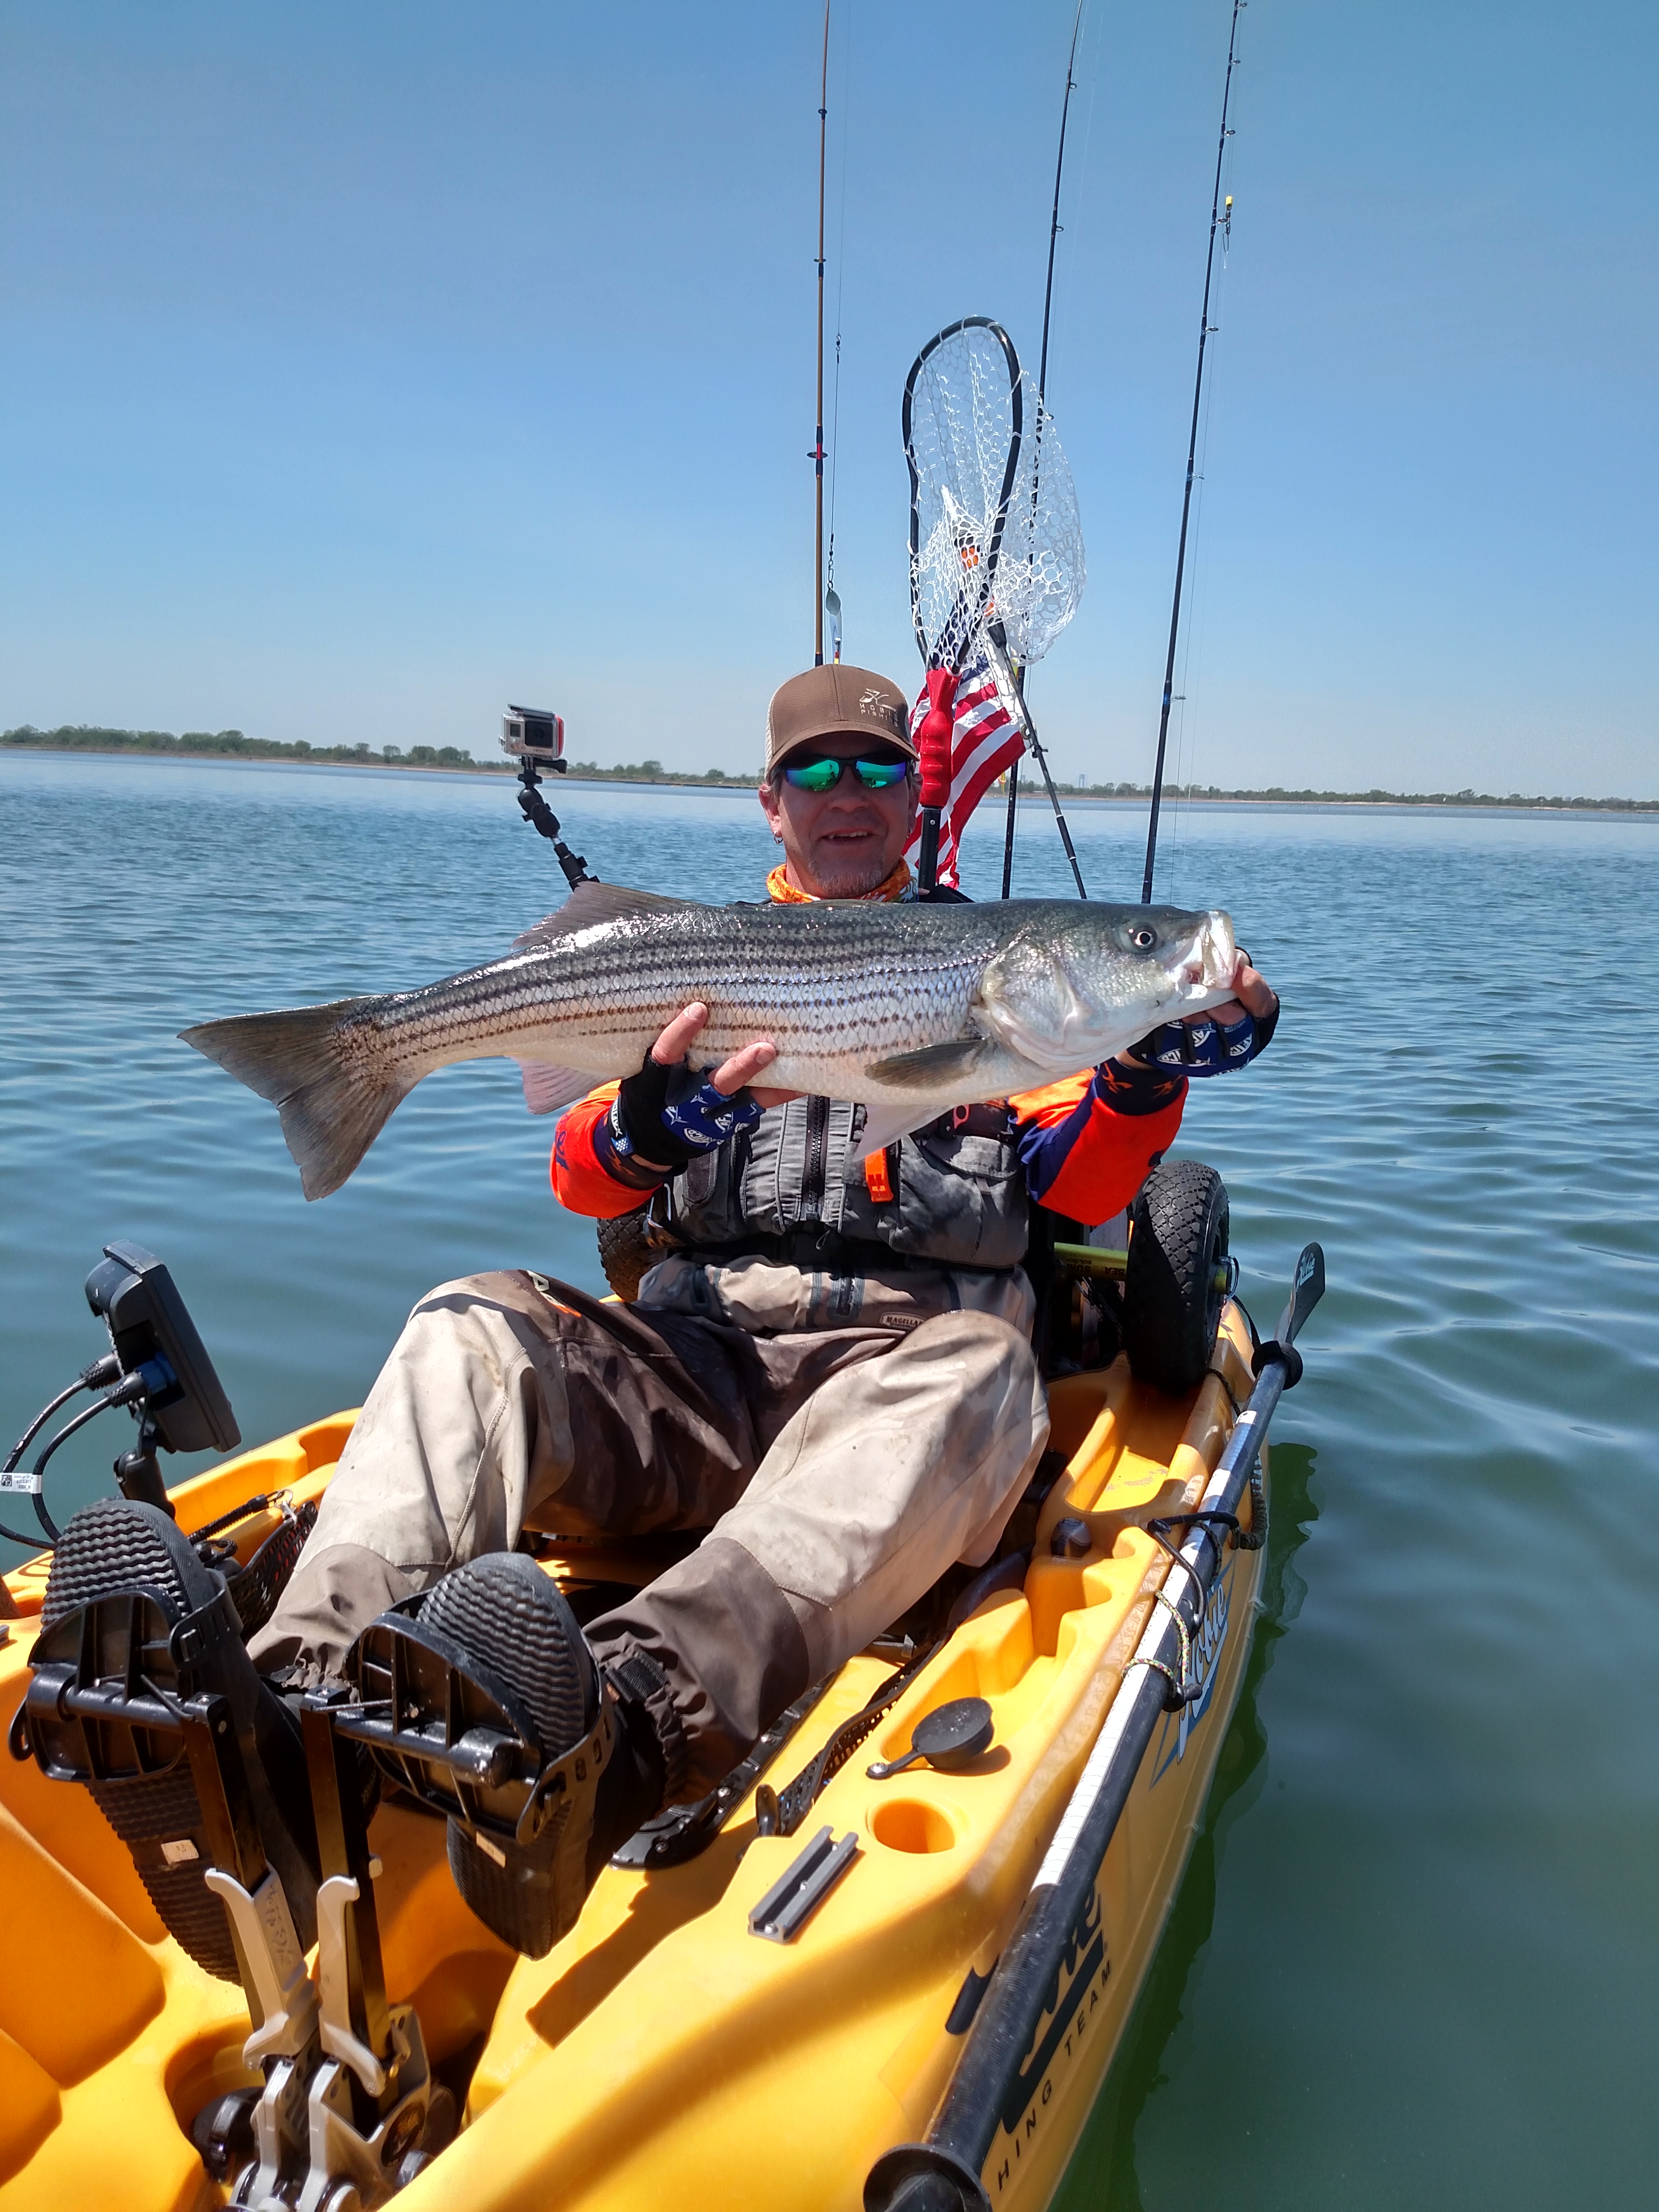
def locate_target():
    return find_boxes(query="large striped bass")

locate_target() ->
[180,881,1239,1200]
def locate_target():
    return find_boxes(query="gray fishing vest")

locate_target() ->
[660,1095,1030,1274]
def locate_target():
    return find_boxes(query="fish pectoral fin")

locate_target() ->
[513,879,700,950]
[516,1060,607,1117]
[862,1036,993,1090]
[848,1104,933,1162]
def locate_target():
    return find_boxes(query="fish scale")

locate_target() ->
[180,882,1238,1199]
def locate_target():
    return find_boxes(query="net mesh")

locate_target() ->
[990,386,1085,667]
[908,325,1085,673]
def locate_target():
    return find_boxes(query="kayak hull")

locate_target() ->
[0,1310,1267,2212]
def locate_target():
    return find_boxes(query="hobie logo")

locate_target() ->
[858,688,902,734]
[997,1885,1109,2143]
[1150,1557,1234,1786]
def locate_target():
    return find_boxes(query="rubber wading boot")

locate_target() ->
[33,1499,321,1981]
[397,1554,669,1959]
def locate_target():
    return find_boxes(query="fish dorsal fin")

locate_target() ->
[513,880,700,951]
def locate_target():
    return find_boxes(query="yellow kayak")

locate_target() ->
[0,1252,1320,2212]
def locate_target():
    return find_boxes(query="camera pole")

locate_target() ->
[515,752,593,889]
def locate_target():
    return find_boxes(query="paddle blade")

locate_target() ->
[1275,1242,1326,1347]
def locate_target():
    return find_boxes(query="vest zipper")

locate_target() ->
[799,1095,830,1224]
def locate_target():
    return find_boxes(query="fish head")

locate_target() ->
[980,904,1239,1073]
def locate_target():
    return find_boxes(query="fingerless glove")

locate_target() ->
[1118,995,1279,1082]
[604,1053,763,1174]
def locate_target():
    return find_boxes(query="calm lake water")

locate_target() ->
[3,749,1656,2209]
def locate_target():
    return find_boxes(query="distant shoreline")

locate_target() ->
[4,727,1656,815]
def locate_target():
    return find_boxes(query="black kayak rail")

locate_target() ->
[864,1241,1326,2212]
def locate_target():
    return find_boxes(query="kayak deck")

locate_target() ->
[0,1303,1266,2212]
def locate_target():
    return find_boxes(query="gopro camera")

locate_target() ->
[83,1241,240,1458]
[502,704,565,768]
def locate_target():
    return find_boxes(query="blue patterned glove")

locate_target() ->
[1119,997,1279,1080]
[660,1080,764,1153]
[607,1053,763,1171]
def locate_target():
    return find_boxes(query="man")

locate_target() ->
[38,663,1278,1973]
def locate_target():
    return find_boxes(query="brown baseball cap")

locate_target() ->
[764,663,916,778]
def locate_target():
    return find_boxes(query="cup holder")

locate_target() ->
[870,1799,959,1855]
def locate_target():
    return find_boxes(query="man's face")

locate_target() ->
[757,733,919,899]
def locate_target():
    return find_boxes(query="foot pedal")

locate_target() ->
[219,1696,436,2211]
[335,1598,612,1860]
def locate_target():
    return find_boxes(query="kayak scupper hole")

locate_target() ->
[870,1799,959,1855]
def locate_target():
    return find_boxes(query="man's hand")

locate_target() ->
[1118,955,1280,1079]
[1189,954,1277,1036]
[612,1004,804,1173]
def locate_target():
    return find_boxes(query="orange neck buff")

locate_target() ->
[766,859,913,905]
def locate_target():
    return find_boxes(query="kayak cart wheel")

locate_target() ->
[1122,1159,1231,1396]
[596,1208,653,1302]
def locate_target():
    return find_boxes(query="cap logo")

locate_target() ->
[859,687,900,734]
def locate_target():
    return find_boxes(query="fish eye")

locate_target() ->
[1128,924,1157,951]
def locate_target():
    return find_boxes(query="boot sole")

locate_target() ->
[40,1500,316,1981]
[419,1555,599,1959]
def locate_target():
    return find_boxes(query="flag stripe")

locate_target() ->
[905,645,1025,888]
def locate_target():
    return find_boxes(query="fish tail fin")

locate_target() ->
[180,997,412,1200]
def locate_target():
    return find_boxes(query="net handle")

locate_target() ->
[902,317,1025,674]
[914,669,958,894]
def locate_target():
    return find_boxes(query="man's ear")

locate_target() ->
[757,778,784,842]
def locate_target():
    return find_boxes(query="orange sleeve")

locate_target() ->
[1011,1067,1188,1227]
[550,1083,663,1220]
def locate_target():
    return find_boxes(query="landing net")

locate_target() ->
[905,321,1023,674]
[906,325,1085,676]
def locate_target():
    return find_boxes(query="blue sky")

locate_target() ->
[2,1,1654,797]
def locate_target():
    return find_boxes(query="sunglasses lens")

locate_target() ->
[783,757,843,792]
[854,760,910,789]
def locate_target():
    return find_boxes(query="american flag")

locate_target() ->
[904,642,1026,889]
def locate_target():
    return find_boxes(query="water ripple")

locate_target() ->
[4,752,1657,2207]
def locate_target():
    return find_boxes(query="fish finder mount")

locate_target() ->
[84,1241,241,1514]
[1,1241,240,1545]
[501,702,593,891]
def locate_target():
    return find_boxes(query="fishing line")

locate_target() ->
[1003,0,1088,900]
[825,0,852,660]
[1141,0,1247,903]
[1165,140,1238,898]
[812,0,831,665]
[1046,0,1103,424]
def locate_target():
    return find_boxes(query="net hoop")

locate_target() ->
[902,317,1024,676]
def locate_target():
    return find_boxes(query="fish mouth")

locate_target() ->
[1179,910,1238,998]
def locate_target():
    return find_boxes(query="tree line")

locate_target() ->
[3,725,1654,811]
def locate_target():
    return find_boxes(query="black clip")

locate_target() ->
[1251,1337,1304,1388]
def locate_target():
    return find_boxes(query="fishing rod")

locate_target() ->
[1002,0,1085,901]
[812,0,831,666]
[1141,0,1245,904]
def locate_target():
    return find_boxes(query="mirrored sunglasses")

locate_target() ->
[781,754,913,793]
